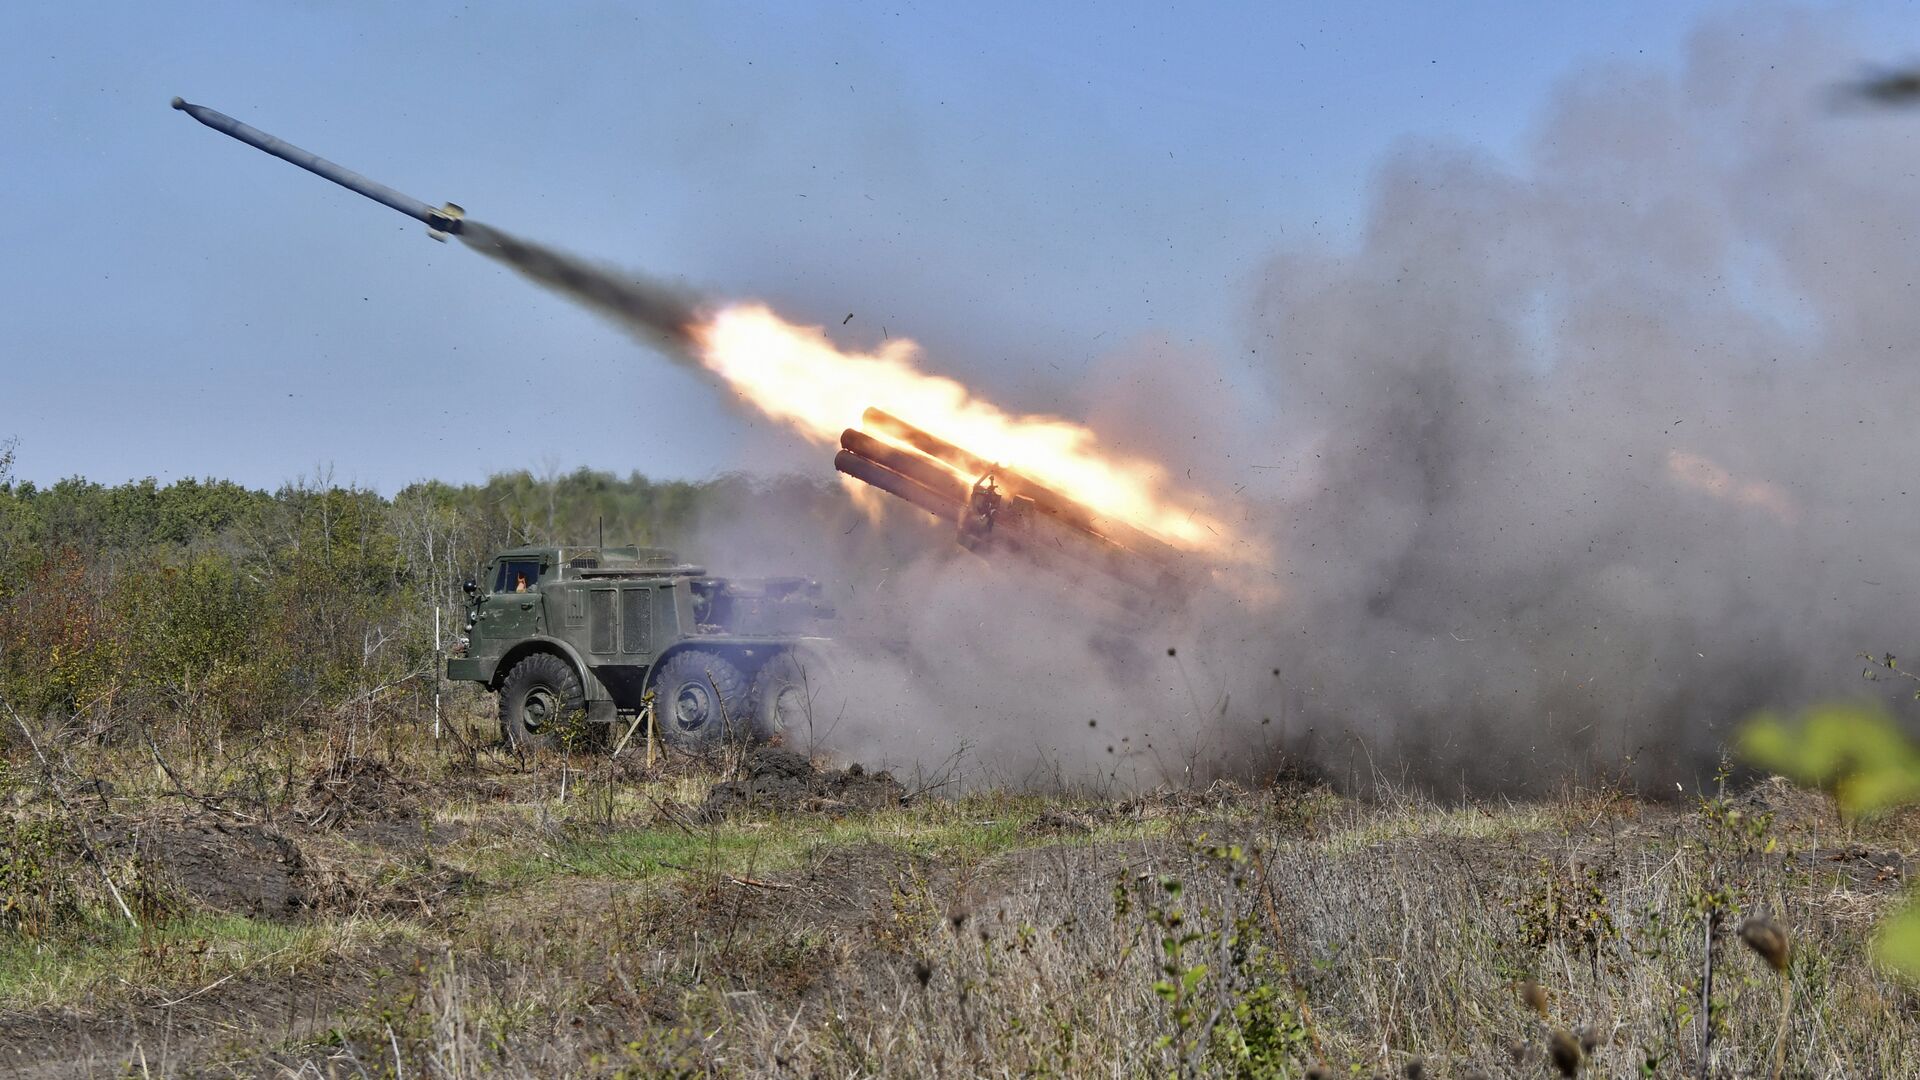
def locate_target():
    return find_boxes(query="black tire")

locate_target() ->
[651,650,750,750]
[499,652,586,752]
[751,650,842,744]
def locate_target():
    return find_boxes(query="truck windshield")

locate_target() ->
[494,560,542,593]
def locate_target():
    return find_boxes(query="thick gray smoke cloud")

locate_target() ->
[1230,15,1920,791]
[456,15,1920,794]
[698,16,1920,794]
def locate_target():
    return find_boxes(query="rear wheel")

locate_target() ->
[651,650,749,750]
[751,650,842,743]
[499,653,586,752]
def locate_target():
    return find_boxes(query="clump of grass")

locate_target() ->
[0,812,89,942]
[0,913,345,1009]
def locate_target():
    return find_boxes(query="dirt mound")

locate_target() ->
[301,756,422,829]
[1730,774,1841,829]
[698,747,904,821]
[96,807,311,919]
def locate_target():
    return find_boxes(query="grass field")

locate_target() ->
[0,712,1914,1078]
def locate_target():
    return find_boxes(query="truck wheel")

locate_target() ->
[751,650,841,743]
[652,650,749,749]
[499,652,585,752]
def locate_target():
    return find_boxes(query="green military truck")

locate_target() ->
[446,545,836,750]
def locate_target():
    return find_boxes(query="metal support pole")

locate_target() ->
[432,605,442,740]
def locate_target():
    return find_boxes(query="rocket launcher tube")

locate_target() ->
[834,450,966,520]
[860,407,1184,567]
[171,97,463,236]
[862,408,992,478]
[839,428,970,504]
[836,437,1181,595]
[862,408,1093,531]
[1014,504,1177,594]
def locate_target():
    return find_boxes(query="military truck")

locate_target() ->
[446,545,835,750]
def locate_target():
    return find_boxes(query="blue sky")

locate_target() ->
[2,2,1911,491]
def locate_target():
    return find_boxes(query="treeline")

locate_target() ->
[0,441,758,741]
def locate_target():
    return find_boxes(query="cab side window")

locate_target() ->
[493,560,543,593]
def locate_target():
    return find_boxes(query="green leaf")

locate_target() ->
[1875,897,1920,979]
[1739,704,1920,817]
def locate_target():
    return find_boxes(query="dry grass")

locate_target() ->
[1,719,1916,1077]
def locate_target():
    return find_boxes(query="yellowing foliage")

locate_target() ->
[1740,703,1920,978]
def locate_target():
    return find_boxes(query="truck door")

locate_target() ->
[484,556,547,641]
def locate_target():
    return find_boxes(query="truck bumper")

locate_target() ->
[447,656,497,684]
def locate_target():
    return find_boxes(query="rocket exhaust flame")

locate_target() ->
[687,304,1231,556]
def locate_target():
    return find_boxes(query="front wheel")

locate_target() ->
[499,652,586,752]
[651,650,750,750]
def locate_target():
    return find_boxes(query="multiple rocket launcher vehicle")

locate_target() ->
[172,98,1192,597]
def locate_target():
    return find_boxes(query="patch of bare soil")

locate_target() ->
[1791,845,1912,897]
[298,756,421,830]
[697,747,905,821]
[94,806,311,920]
[0,945,403,1080]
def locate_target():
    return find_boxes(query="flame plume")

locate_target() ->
[689,303,1231,553]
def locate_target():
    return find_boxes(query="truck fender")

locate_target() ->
[493,637,618,722]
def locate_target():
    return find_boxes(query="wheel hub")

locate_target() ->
[523,687,557,732]
[674,682,713,732]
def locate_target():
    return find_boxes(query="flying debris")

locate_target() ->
[171,97,468,239]
[1832,66,1920,108]
[836,408,1190,598]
